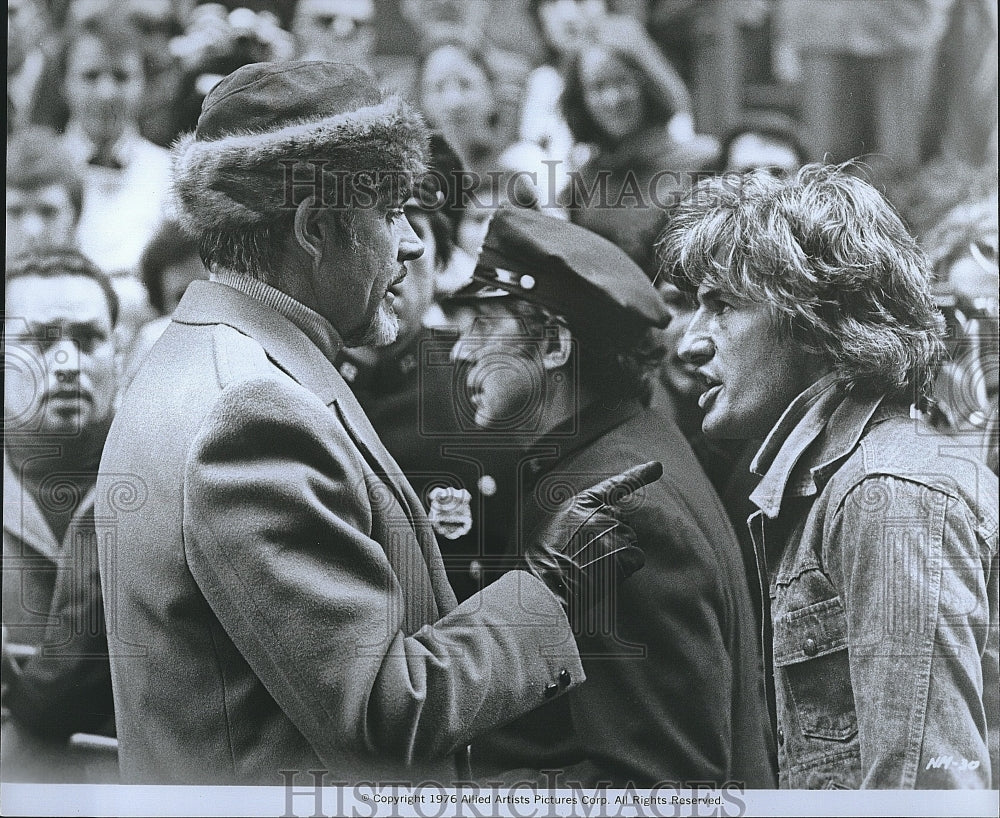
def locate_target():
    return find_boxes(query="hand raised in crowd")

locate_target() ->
[523,461,662,630]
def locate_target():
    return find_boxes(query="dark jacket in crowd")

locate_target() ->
[2,455,116,782]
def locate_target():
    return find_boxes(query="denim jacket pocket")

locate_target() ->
[774,596,858,742]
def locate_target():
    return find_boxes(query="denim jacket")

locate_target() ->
[748,375,999,789]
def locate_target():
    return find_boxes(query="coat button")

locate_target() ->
[803,637,818,657]
[558,669,571,688]
[777,727,785,746]
[544,682,559,699]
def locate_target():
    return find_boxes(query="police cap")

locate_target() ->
[448,208,669,338]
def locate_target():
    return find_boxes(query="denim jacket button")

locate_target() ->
[803,637,818,657]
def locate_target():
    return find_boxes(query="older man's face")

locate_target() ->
[4,274,117,438]
[678,282,826,440]
[315,202,424,348]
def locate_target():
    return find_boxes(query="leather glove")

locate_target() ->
[523,461,662,630]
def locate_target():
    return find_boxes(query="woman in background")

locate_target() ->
[559,15,714,273]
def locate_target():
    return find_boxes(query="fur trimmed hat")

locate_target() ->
[170,61,429,234]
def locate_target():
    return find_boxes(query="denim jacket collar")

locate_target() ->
[750,374,884,519]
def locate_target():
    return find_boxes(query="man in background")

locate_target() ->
[3,249,119,782]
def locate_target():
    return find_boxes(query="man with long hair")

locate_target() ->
[658,164,998,788]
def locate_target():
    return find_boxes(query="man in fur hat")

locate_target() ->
[95,61,659,785]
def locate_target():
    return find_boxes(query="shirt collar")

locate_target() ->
[749,373,885,518]
[63,121,142,168]
[212,271,343,365]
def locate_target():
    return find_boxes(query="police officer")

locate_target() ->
[448,207,776,788]
[335,134,517,600]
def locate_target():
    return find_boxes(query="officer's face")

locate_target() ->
[4,274,117,438]
[450,307,547,431]
[292,0,376,66]
[314,202,424,348]
[678,281,826,440]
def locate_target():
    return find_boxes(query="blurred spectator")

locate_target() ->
[2,249,119,783]
[398,0,532,132]
[6,127,83,261]
[291,0,376,68]
[518,0,609,200]
[417,41,544,256]
[108,274,158,359]
[559,16,714,272]
[716,110,806,175]
[888,158,998,243]
[167,4,295,135]
[402,0,492,49]
[7,0,55,135]
[647,0,702,87]
[922,0,998,166]
[418,43,515,176]
[138,220,206,317]
[124,0,188,147]
[773,0,953,178]
[58,15,172,273]
[924,193,999,472]
[122,221,207,389]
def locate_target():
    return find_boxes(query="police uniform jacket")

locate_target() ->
[474,398,776,788]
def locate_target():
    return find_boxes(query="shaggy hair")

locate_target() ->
[656,163,946,401]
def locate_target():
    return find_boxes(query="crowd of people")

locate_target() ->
[3,0,999,800]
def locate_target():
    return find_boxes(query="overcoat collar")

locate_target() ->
[173,279,346,406]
